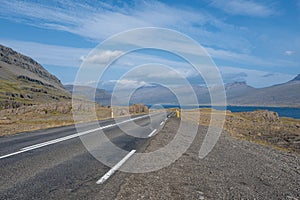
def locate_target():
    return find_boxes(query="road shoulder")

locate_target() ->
[114,118,300,199]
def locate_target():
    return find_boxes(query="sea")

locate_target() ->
[150,105,300,119]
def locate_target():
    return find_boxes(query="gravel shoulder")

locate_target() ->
[115,118,300,200]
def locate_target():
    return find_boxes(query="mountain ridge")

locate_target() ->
[125,75,300,107]
[0,44,70,109]
[288,74,300,82]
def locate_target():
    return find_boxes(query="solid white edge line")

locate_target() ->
[160,121,164,126]
[21,115,150,151]
[0,114,152,160]
[96,149,136,184]
[0,149,29,160]
[20,127,104,151]
[148,129,157,137]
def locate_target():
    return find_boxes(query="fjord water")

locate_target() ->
[157,105,300,119]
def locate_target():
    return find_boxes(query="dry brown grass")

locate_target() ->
[181,108,300,154]
[0,103,149,136]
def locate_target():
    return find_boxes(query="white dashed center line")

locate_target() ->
[96,149,136,184]
[148,129,157,137]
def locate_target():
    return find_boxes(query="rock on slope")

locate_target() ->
[0,44,70,109]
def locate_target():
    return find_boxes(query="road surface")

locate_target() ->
[0,113,169,199]
[1,113,299,199]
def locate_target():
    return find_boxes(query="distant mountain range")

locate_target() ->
[227,75,300,106]
[1,44,299,109]
[0,44,70,109]
[127,75,300,107]
[43,76,300,108]
[64,85,112,106]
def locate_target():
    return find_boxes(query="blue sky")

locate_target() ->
[0,0,299,88]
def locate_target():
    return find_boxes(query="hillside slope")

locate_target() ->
[0,44,71,109]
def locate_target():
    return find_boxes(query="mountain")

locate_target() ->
[64,85,112,106]
[229,75,300,106]
[126,84,209,105]
[288,74,300,82]
[129,84,178,105]
[225,82,257,105]
[0,44,71,109]
[122,75,300,107]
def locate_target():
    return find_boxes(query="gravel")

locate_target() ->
[115,118,300,200]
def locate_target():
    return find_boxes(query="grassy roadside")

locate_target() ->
[181,108,300,154]
[0,102,148,137]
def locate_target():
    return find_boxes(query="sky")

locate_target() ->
[0,0,299,88]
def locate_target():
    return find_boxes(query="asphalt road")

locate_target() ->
[0,112,169,199]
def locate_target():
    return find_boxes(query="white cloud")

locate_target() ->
[0,0,253,52]
[220,66,294,88]
[1,0,297,88]
[206,47,298,68]
[209,0,275,17]
[109,79,149,90]
[285,50,295,56]
[0,38,205,78]
[69,80,99,87]
[1,1,290,70]
[2,38,297,80]
[80,50,123,64]
[102,65,294,89]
